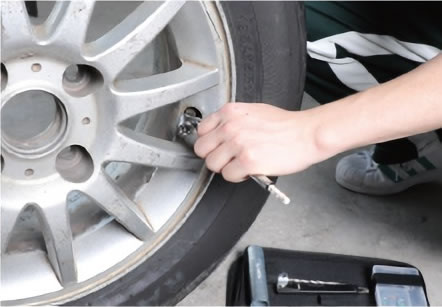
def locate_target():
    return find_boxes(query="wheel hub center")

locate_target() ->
[1,90,68,156]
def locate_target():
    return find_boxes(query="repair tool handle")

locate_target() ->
[247,246,270,306]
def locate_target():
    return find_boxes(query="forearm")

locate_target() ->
[311,54,442,159]
[195,55,442,181]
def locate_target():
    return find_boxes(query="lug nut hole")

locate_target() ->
[31,63,41,72]
[184,107,202,119]
[82,117,91,125]
[24,168,34,176]
[56,145,94,183]
[63,64,103,97]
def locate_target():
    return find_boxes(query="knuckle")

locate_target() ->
[221,122,237,135]
[221,103,238,116]
[194,140,207,158]
[196,126,208,137]
[231,135,244,148]
[238,150,256,170]
[205,155,221,173]
[221,168,242,183]
[205,112,218,122]
[194,146,203,158]
[198,114,218,135]
[221,168,234,182]
[196,124,206,136]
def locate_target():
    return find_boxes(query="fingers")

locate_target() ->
[199,133,257,182]
[195,120,241,158]
[198,103,248,136]
[221,158,249,183]
[195,103,259,182]
[204,141,238,173]
[194,129,220,158]
[194,107,229,158]
[197,112,220,136]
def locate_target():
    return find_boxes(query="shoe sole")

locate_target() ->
[335,168,442,196]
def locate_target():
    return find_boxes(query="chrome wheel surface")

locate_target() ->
[1,1,233,304]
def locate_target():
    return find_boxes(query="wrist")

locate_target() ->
[285,108,337,167]
[307,105,345,162]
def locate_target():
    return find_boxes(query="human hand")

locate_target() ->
[194,103,324,182]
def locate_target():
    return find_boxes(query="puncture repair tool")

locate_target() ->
[177,110,291,205]
[277,272,370,294]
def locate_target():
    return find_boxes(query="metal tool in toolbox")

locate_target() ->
[177,110,291,205]
[276,272,369,294]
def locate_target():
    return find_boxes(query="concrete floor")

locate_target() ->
[179,95,442,306]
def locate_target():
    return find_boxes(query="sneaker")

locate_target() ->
[335,142,442,195]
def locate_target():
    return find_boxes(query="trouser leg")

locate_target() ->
[305,2,442,163]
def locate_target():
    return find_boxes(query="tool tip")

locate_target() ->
[281,197,291,205]
[268,185,291,205]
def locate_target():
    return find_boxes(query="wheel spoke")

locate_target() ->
[37,1,96,48]
[112,62,219,123]
[84,170,153,240]
[85,1,185,79]
[1,207,20,253]
[1,1,34,46]
[107,126,203,171]
[38,203,77,286]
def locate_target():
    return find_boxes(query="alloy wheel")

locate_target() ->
[1,1,233,304]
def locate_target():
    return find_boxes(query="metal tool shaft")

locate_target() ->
[251,175,290,205]
[277,272,369,294]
